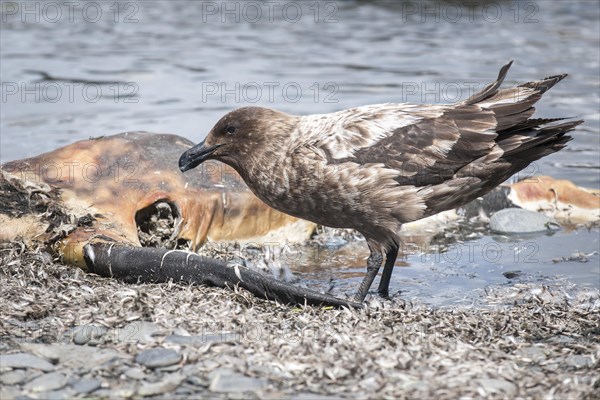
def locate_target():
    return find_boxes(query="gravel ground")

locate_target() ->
[1,242,598,399]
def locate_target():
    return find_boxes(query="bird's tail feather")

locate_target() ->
[421,119,582,217]
[420,63,582,218]
[499,119,581,159]
[463,60,514,105]
[462,61,568,131]
[498,117,569,134]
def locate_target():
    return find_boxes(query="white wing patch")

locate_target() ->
[429,137,457,158]
[296,103,444,160]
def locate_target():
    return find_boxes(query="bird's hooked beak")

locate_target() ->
[178,140,222,172]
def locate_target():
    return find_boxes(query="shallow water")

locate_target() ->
[295,227,600,305]
[1,0,599,303]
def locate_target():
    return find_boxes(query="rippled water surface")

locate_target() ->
[1,0,598,303]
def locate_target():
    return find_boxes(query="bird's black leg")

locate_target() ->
[377,244,399,298]
[354,251,384,302]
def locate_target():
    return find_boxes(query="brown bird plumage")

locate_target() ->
[180,61,583,302]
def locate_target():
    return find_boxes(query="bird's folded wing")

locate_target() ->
[299,103,499,187]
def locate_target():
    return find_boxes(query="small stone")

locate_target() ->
[20,343,126,371]
[186,375,209,387]
[490,208,559,234]
[71,377,102,394]
[24,371,67,392]
[181,364,201,375]
[19,344,62,363]
[565,355,593,368]
[0,353,55,371]
[72,324,108,345]
[38,388,76,400]
[477,378,517,396]
[175,383,196,395]
[172,327,191,336]
[118,321,164,344]
[125,367,147,380]
[164,335,204,346]
[503,270,522,279]
[0,369,30,385]
[204,332,240,343]
[209,369,267,393]
[135,348,181,369]
[111,383,137,399]
[547,335,576,344]
[0,385,21,400]
[157,364,182,372]
[138,373,186,396]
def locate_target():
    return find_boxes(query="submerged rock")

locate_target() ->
[490,208,559,233]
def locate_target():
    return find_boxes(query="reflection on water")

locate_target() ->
[293,229,599,305]
[1,0,598,303]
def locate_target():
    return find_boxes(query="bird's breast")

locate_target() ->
[243,158,368,230]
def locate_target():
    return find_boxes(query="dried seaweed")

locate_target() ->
[1,241,598,398]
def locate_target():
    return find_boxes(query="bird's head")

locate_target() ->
[179,106,297,173]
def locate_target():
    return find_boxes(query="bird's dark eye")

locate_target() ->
[226,126,236,134]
